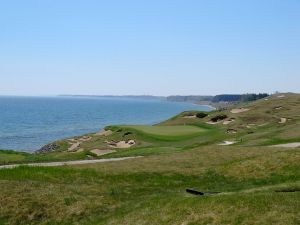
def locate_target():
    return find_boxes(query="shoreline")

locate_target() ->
[0,97,215,154]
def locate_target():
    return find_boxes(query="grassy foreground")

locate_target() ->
[0,93,299,224]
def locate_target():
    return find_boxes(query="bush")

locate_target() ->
[196,112,208,118]
[184,112,195,117]
[211,114,227,122]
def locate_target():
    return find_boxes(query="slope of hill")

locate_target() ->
[0,93,299,225]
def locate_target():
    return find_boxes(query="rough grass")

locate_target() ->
[0,150,28,164]
[0,145,299,225]
[0,94,299,224]
[0,149,94,166]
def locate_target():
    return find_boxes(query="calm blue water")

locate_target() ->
[0,96,212,152]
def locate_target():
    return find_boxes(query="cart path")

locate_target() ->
[0,156,143,169]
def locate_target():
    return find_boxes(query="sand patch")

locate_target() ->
[206,121,221,125]
[90,149,116,156]
[183,115,197,119]
[279,118,287,124]
[271,142,300,148]
[68,142,80,152]
[95,130,113,136]
[108,140,136,148]
[230,108,250,114]
[67,135,93,152]
[218,141,237,146]
[246,124,256,128]
[223,119,235,125]
[79,136,92,142]
[277,95,285,98]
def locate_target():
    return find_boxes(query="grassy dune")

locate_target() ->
[0,93,299,224]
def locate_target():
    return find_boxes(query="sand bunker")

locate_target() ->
[206,121,221,125]
[107,140,136,148]
[218,141,237,146]
[246,124,256,128]
[279,118,287,124]
[95,130,113,136]
[90,149,116,156]
[67,135,93,152]
[277,95,285,98]
[271,142,300,148]
[230,108,250,114]
[79,136,92,142]
[68,142,80,152]
[223,119,235,125]
[183,115,197,119]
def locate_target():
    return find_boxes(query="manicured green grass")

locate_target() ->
[121,125,205,137]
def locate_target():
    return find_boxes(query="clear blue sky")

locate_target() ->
[0,0,299,96]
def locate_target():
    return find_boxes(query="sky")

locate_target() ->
[0,0,299,96]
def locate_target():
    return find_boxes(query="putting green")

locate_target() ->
[123,125,205,136]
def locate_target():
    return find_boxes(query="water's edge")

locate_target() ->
[0,96,212,152]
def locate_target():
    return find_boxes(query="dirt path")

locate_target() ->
[271,142,300,148]
[0,156,143,169]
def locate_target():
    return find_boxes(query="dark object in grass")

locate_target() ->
[196,112,208,118]
[227,129,237,134]
[184,112,195,117]
[211,114,227,122]
[186,189,221,196]
[186,189,204,195]
[123,132,133,137]
[275,188,300,193]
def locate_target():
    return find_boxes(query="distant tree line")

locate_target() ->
[211,94,269,103]
[167,95,214,102]
[167,93,269,103]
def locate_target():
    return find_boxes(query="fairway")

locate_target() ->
[123,125,205,136]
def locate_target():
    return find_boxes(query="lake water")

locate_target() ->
[0,96,212,152]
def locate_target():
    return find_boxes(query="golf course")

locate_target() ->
[0,93,299,225]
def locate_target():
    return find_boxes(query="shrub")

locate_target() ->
[184,112,195,117]
[196,112,208,118]
[211,114,227,122]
